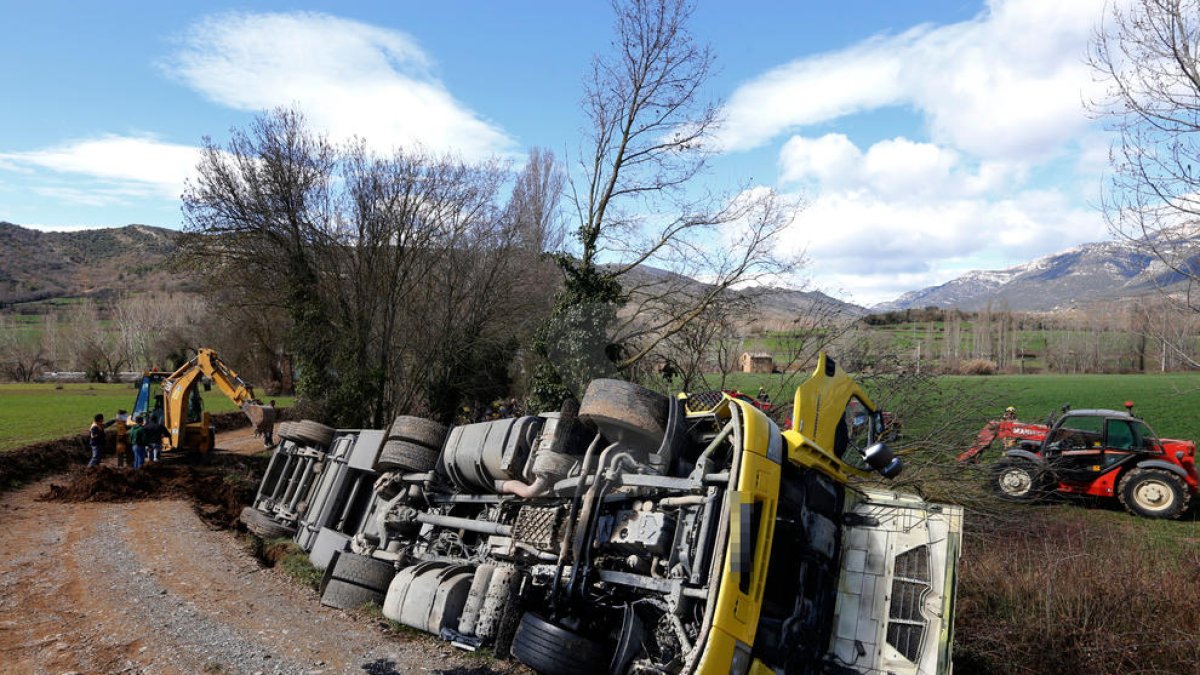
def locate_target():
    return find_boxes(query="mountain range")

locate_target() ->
[873,238,1189,312]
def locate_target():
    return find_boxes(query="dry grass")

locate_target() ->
[954,505,1200,674]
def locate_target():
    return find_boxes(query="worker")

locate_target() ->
[129,416,146,469]
[143,415,166,462]
[1002,406,1018,421]
[262,399,277,448]
[113,410,131,468]
[87,413,113,468]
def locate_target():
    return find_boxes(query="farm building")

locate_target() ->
[740,352,774,373]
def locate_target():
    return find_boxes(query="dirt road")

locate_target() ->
[0,428,515,674]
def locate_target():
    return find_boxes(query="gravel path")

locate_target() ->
[0,429,521,675]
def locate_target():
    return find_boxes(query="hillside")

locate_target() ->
[875,238,1189,311]
[0,222,187,306]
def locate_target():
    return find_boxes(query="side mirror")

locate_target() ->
[863,442,903,478]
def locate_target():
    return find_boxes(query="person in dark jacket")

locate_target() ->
[143,416,166,462]
[129,416,146,469]
[88,413,113,468]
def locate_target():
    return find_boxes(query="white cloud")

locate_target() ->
[166,11,516,160]
[0,135,200,200]
[718,0,1105,160]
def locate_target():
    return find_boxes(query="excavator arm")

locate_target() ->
[161,348,274,452]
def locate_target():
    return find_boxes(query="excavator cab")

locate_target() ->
[131,349,274,455]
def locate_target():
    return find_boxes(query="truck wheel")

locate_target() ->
[239,506,296,540]
[330,552,395,593]
[375,440,439,472]
[277,421,297,442]
[292,420,336,448]
[1119,468,1190,519]
[991,459,1046,502]
[320,578,385,611]
[387,416,447,449]
[579,379,669,452]
[511,613,607,675]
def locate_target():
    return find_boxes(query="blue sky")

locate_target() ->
[0,0,1113,305]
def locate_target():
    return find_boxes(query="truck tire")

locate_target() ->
[990,459,1047,502]
[1118,468,1190,519]
[511,613,607,675]
[387,416,447,449]
[375,440,439,472]
[277,421,297,442]
[578,379,669,452]
[239,506,296,540]
[320,578,385,611]
[330,552,395,593]
[292,420,336,449]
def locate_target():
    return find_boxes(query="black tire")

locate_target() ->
[578,379,669,452]
[375,439,440,472]
[387,415,447,449]
[330,552,395,593]
[1118,468,1190,519]
[511,613,607,675]
[990,459,1047,502]
[320,578,384,611]
[239,506,296,540]
[292,420,336,448]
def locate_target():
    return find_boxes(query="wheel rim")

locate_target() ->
[1132,478,1175,512]
[998,467,1033,497]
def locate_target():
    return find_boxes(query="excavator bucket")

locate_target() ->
[243,403,276,435]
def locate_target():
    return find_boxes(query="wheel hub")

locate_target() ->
[1000,468,1032,496]
[1134,480,1172,511]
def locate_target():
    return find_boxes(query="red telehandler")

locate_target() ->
[961,403,1198,519]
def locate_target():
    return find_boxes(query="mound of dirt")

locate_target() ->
[40,454,267,529]
[0,410,259,494]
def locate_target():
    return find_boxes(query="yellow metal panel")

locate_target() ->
[790,352,875,451]
[695,626,739,674]
[711,450,779,647]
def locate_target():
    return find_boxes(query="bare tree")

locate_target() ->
[0,316,50,382]
[181,108,554,425]
[532,0,799,406]
[1092,0,1200,309]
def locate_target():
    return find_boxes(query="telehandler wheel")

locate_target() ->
[990,459,1047,502]
[387,416,447,449]
[579,379,669,453]
[511,612,607,675]
[329,552,395,593]
[320,578,385,611]
[239,506,296,540]
[1118,468,1190,519]
[292,420,336,449]
[375,440,439,472]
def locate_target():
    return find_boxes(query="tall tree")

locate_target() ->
[1091,0,1200,308]
[531,0,797,407]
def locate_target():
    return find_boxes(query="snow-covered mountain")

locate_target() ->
[874,239,1183,312]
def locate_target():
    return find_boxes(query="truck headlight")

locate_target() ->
[864,442,903,478]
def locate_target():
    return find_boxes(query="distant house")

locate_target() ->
[740,352,774,374]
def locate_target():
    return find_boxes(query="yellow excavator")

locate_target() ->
[132,348,275,454]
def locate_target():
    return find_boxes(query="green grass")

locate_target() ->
[717,371,1200,441]
[0,382,295,451]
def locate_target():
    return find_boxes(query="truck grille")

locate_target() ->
[887,545,931,663]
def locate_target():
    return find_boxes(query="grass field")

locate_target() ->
[0,383,295,451]
[715,370,1200,441]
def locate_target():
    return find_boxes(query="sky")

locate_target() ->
[0,0,1117,306]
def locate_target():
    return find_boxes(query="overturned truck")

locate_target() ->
[241,353,962,674]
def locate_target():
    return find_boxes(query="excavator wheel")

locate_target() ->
[387,415,447,449]
[292,420,336,449]
[376,440,440,473]
[239,506,296,540]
